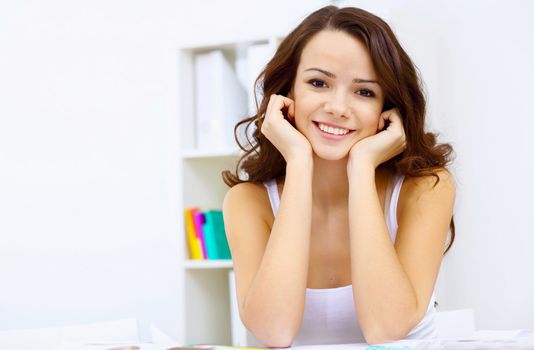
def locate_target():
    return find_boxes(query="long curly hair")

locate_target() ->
[222,5,456,253]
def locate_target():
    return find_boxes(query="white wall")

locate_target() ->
[387,0,534,329]
[1,0,533,343]
[0,0,328,343]
[0,0,186,341]
[343,0,534,329]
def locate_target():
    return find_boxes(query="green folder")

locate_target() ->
[203,210,232,260]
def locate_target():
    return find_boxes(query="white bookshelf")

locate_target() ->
[181,149,242,160]
[184,259,233,269]
[177,35,283,346]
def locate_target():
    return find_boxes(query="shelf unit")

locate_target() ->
[184,259,233,270]
[178,35,283,346]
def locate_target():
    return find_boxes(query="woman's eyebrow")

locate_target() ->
[303,67,378,84]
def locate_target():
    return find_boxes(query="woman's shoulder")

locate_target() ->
[401,168,455,190]
[223,181,277,240]
[225,179,273,196]
[398,168,456,213]
[223,180,275,220]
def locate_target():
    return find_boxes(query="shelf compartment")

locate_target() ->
[185,268,232,345]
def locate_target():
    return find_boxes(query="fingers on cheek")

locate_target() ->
[379,118,385,130]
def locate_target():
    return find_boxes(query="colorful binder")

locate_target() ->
[192,209,208,259]
[184,208,204,260]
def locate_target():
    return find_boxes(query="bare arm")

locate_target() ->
[223,159,313,347]
[348,164,455,344]
[224,94,315,347]
[345,109,455,344]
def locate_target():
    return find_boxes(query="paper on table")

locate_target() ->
[282,336,534,350]
[149,324,180,349]
[284,344,369,350]
[468,329,534,340]
[0,318,139,350]
[56,343,160,350]
[282,340,430,350]
[55,323,179,350]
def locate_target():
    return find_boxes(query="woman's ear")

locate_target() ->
[378,115,385,131]
[288,101,295,120]
[285,88,296,122]
[287,90,294,100]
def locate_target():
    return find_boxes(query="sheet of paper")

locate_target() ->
[469,329,534,340]
[0,318,139,350]
[283,339,430,350]
[55,323,178,350]
[149,324,180,349]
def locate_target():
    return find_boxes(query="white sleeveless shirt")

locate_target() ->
[262,173,438,345]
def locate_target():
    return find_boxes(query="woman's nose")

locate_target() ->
[324,91,350,118]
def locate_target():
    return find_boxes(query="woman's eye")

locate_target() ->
[308,79,327,88]
[356,89,375,97]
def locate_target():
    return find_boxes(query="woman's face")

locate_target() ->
[290,30,385,161]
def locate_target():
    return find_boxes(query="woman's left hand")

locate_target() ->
[348,108,407,170]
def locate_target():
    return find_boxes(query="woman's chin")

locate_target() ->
[312,147,350,162]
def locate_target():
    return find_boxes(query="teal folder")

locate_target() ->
[203,210,232,260]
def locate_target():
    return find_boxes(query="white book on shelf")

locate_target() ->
[246,43,275,116]
[194,50,248,151]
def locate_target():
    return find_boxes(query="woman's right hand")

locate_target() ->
[261,94,312,163]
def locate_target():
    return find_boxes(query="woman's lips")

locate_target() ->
[313,121,355,141]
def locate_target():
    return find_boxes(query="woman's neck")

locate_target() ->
[311,155,351,210]
[309,155,386,212]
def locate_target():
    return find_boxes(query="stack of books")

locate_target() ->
[184,208,231,260]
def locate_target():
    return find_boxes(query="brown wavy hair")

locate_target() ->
[222,5,456,253]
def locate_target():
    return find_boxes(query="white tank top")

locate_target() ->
[262,173,437,345]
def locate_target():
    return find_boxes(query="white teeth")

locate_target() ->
[318,122,350,135]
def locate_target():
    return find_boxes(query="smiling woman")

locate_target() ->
[289,30,385,161]
[221,5,455,347]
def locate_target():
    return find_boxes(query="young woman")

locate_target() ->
[222,5,456,347]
